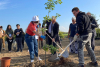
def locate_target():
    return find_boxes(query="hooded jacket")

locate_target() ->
[76,11,92,36]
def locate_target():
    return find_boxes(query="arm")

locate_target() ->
[91,19,98,28]
[5,31,10,39]
[68,28,70,38]
[14,30,16,35]
[32,30,41,37]
[53,23,59,39]
[76,17,84,35]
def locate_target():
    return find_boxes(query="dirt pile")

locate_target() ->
[24,57,76,67]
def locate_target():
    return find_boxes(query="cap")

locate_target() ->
[32,16,39,21]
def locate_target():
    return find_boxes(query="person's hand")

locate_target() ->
[40,35,46,39]
[68,35,70,38]
[73,34,79,41]
[52,38,55,42]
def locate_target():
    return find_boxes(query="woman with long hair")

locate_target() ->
[6,25,13,52]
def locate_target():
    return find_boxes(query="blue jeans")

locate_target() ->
[25,33,38,60]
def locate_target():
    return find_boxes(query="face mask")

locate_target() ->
[34,23,38,26]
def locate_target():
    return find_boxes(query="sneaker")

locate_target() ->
[36,57,42,61]
[16,51,19,52]
[89,61,98,66]
[78,65,84,67]
[31,60,34,62]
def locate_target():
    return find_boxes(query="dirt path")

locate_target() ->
[0,39,100,67]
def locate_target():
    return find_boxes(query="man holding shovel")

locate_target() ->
[43,16,59,55]
[72,7,98,67]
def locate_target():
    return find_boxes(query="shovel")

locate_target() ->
[58,40,75,57]
[46,33,69,62]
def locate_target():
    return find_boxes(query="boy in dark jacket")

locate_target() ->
[14,24,23,52]
[72,7,98,67]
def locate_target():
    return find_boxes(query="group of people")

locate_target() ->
[0,24,25,53]
[71,7,98,67]
[68,12,98,55]
[0,7,99,67]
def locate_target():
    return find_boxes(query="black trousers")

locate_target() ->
[91,32,95,51]
[0,38,2,52]
[7,38,13,51]
[22,37,24,48]
[47,33,58,54]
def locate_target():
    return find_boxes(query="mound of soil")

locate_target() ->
[24,57,76,67]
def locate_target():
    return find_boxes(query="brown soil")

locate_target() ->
[0,38,100,67]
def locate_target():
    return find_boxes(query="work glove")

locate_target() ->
[73,35,78,42]
[40,35,46,39]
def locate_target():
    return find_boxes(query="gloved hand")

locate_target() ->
[73,35,78,42]
[40,35,46,39]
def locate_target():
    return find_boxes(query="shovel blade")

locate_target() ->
[59,49,69,58]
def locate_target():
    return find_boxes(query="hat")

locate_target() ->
[32,16,39,21]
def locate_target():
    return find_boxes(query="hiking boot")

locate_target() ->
[89,61,98,66]
[78,65,85,67]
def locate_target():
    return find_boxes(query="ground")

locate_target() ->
[0,38,100,67]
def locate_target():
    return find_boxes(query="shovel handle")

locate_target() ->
[46,33,63,51]
[58,40,75,56]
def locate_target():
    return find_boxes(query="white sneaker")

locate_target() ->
[36,57,42,61]
[31,60,34,62]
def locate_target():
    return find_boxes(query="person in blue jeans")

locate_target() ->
[25,16,45,63]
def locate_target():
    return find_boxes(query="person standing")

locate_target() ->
[87,12,98,51]
[38,23,43,49]
[42,16,59,55]
[1,27,5,50]
[25,16,45,63]
[0,26,4,53]
[68,17,78,54]
[72,7,98,67]
[14,24,23,52]
[6,25,14,52]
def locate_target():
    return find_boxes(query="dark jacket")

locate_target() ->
[14,29,22,38]
[88,15,98,30]
[76,11,92,35]
[42,20,59,39]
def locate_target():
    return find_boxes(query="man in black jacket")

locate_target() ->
[87,12,98,51]
[72,7,98,67]
[42,16,59,54]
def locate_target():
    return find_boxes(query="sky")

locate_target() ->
[0,0,100,32]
